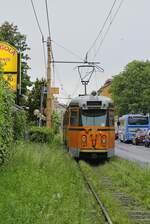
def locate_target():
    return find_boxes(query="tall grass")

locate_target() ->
[80,161,134,224]
[80,157,150,223]
[96,157,150,210]
[0,142,102,224]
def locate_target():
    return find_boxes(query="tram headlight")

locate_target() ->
[101,135,107,144]
[81,135,87,145]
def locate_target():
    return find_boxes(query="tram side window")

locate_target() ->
[70,111,78,126]
[63,112,68,126]
[108,110,114,126]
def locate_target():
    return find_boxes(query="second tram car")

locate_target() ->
[63,93,115,159]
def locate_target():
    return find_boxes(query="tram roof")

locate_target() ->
[69,94,113,109]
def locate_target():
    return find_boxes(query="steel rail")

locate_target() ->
[78,164,113,224]
[93,164,150,224]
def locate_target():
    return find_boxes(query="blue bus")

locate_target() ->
[118,114,150,142]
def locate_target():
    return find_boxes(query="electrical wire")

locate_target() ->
[45,0,56,86]
[45,0,52,38]
[52,57,56,86]
[86,0,118,56]
[30,0,44,38]
[54,67,70,97]
[71,77,81,98]
[42,38,47,77]
[93,0,124,59]
[52,40,84,61]
[30,0,47,79]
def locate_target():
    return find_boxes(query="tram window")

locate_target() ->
[108,110,114,126]
[63,112,69,126]
[81,109,107,126]
[70,111,78,126]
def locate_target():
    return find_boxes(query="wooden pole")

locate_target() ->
[46,37,52,128]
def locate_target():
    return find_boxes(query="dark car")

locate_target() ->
[144,130,150,147]
[132,130,146,145]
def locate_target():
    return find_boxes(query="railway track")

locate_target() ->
[101,176,150,224]
[94,163,150,224]
[78,164,113,224]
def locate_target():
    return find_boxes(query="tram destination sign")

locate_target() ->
[0,41,18,92]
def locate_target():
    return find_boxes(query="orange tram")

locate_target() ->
[63,93,115,159]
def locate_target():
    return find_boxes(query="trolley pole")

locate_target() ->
[46,37,52,128]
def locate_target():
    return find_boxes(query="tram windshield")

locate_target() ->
[81,109,107,126]
[128,116,148,125]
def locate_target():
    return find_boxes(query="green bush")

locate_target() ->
[13,110,27,141]
[52,133,63,145]
[52,111,61,134]
[29,126,54,143]
[0,79,14,164]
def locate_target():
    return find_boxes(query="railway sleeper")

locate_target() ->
[100,176,150,223]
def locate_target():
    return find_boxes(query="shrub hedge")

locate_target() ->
[13,109,27,141]
[0,79,14,164]
[28,126,54,143]
[52,111,61,134]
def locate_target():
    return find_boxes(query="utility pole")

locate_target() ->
[46,37,52,128]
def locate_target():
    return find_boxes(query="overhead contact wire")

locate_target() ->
[93,0,125,59]
[86,0,118,55]
[52,40,84,61]
[30,0,44,37]
[45,0,56,85]
[30,0,47,77]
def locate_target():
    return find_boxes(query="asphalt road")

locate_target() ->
[115,140,150,166]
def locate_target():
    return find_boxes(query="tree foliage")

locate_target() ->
[0,77,14,164]
[52,111,61,134]
[0,21,32,96]
[28,126,54,143]
[110,60,150,116]
[13,110,27,141]
[27,78,47,122]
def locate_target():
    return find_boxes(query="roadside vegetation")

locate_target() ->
[95,157,150,210]
[80,157,150,224]
[110,60,150,115]
[0,142,103,224]
[0,78,14,164]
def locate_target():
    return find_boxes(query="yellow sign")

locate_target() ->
[51,87,59,94]
[0,42,18,91]
[3,74,17,91]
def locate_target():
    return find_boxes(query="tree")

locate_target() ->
[52,111,61,134]
[27,78,47,122]
[0,77,14,164]
[110,60,150,116]
[0,21,32,97]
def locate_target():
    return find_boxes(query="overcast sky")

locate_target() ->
[0,0,150,103]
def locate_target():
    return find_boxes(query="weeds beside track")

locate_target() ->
[0,142,102,224]
[80,157,150,224]
[78,163,113,224]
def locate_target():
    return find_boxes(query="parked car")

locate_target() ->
[132,130,146,145]
[144,130,150,147]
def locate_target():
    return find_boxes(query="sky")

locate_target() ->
[0,0,150,103]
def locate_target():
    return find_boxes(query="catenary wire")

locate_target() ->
[30,0,44,38]
[93,0,125,59]
[86,0,118,56]
[44,0,56,85]
[45,0,52,38]
[52,40,84,61]
[71,77,82,98]
[42,38,47,77]
[30,0,47,77]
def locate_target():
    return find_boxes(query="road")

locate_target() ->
[115,140,150,165]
